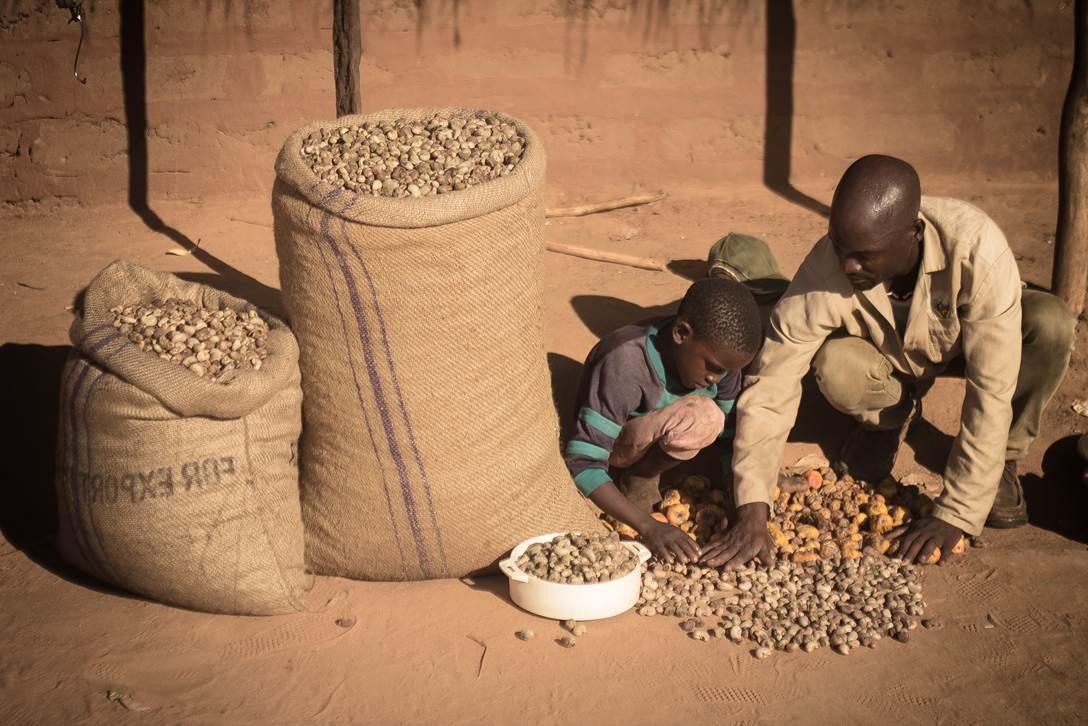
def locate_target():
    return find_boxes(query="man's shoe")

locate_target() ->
[985,460,1028,528]
[833,396,920,483]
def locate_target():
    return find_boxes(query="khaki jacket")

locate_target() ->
[733,196,1022,535]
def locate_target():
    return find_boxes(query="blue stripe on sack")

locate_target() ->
[342,215,448,577]
[64,333,121,578]
[574,468,612,495]
[565,439,611,461]
[579,407,622,439]
[79,367,124,583]
[63,357,98,574]
[315,196,410,576]
[322,205,433,578]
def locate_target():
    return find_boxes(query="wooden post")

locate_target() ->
[1054,0,1088,317]
[333,0,362,117]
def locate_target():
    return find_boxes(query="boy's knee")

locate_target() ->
[1022,292,1076,355]
[686,394,726,429]
[813,337,890,414]
[657,396,724,460]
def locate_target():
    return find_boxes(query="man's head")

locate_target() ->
[670,278,761,390]
[829,154,924,291]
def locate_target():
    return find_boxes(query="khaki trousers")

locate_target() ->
[811,290,1076,460]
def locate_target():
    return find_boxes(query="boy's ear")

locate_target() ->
[672,319,693,344]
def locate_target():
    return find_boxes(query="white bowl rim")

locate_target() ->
[502,531,651,588]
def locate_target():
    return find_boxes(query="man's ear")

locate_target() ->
[912,218,924,243]
[673,318,693,344]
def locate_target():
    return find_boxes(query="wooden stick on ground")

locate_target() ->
[545,192,666,218]
[544,241,667,272]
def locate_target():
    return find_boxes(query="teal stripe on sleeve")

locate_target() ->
[717,399,735,415]
[579,407,623,439]
[574,468,612,495]
[565,439,611,461]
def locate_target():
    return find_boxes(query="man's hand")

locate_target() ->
[698,502,773,569]
[886,516,963,565]
[640,519,701,564]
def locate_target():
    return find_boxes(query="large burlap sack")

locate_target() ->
[273,107,603,581]
[55,260,309,615]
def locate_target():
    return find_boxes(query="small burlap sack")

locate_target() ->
[56,260,309,615]
[273,107,603,581]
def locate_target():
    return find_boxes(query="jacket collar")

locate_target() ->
[920,211,946,274]
[856,212,940,345]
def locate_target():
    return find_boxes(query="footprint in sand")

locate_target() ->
[1013,660,1050,678]
[674,657,717,683]
[956,579,1008,602]
[85,651,222,698]
[980,641,1015,670]
[888,687,937,708]
[965,608,1065,639]
[1002,612,1043,634]
[692,685,769,706]
[685,653,810,709]
[958,619,995,634]
[793,655,832,673]
[721,652,751,679]
[83,604,356,697]
[219,611,354,660]
[1026,607,1069,633]
[857,684,934,719]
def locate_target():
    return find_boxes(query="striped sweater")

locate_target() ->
[564,317,742,495]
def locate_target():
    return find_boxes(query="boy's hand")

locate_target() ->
[640,519,701,564]
[586,481,699,564]
[699,502,773,569]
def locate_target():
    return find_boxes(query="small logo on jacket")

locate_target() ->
[933,298,953,319]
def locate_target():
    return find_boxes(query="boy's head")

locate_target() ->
[669,278,761,390]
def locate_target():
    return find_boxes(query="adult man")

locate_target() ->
[700,155,1076,568]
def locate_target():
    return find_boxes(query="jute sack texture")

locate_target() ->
[273,107,603,581]
[56,260,309,615]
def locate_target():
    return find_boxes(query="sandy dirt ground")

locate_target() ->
[2,174,1088,724]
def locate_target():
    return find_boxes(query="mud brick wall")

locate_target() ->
[0,0,1073,214]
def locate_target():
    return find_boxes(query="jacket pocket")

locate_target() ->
[927,315,961,361]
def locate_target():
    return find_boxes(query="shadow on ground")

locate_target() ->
[1022,434,1088,544]
[121,0,282,316]
[905,417,957,475]
[763,0,831,217]
[174,272,284,317]
[0,343,68,551]
[548,352,583,446]
[570,294,679,342]
[0,342,171,605]
[458,573,512,610]
[667,258,708,282]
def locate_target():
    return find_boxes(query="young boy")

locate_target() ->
[564,278,762,564]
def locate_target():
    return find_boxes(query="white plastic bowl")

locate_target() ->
[498,532,653,621]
